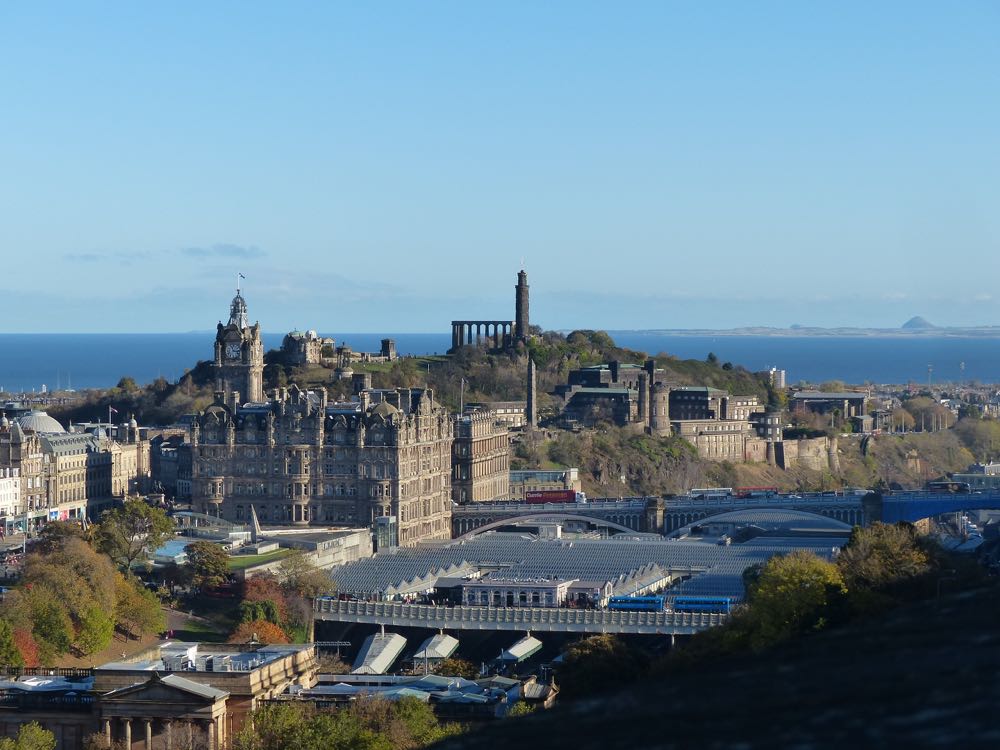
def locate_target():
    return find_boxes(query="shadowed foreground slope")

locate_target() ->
[434,584,1000,749]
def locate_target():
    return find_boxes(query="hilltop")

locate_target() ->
[433,581,1000,749]
[901,315,935,330]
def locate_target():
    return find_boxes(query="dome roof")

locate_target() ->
[17,410,66,434]
[370,401,400,419]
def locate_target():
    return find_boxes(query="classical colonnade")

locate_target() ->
[103,715,223,750]
[450,320,514,350]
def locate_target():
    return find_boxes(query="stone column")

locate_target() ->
[204,719,215,750]
[104,719,112,746]
[123,718,132,749]
[144,719,152,750]
[165,721,173,750]
[187,721,194,750]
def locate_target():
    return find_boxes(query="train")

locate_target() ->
[672,596,733,614]
[607,595,666,612]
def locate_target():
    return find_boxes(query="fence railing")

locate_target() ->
[313,599,724,632]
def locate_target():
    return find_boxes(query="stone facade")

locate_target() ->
[213,289,264,403]
[452,410,510,504]
[0,416,149,531]
[281,330,334,365]
[191,386,453,547]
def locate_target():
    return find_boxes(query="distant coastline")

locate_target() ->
[605,326,1000,339]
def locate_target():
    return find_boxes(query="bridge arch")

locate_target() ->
[455,513,639,540]
[670,508,853,536]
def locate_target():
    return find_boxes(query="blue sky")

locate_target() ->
[2,2,998,332]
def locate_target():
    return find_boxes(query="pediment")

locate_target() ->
[102,675,227,706]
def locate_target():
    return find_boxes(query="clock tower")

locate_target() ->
[213,285,264,403]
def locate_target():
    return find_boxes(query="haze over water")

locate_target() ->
[1,333,998,393]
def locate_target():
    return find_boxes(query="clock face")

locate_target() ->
[225,343,242,360]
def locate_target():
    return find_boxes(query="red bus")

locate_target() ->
[525,490,580,504]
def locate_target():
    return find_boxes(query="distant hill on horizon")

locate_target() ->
[901,316,936,330]
[603,323,1000,338]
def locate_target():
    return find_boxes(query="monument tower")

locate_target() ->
[213,279,264,403]
[515,269,530,342]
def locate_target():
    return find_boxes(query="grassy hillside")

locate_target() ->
[432,580,1000,749]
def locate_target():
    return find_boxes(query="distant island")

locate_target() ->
[606,318,1000,338]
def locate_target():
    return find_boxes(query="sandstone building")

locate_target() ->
[191,385,453,548]
[213,286,264,403]
[452,410,510,504]
[0,412,150,531]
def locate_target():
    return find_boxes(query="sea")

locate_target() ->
[0,331,998,392]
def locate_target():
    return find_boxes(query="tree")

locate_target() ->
[18,536,119,655]
[34,520,91,554]
[114,576,166,640]
[229,620,290,645]
[96,500,174,571]
[22,589,74,664]
[556,634,649,699]
[239,600,281,625]
[76,605,115,656]
[115,376,139,393]
[837,523,930,591]
[242,574,289,623]
[278,551,331,598]
[891,408,915,432]
[186,541,230,590]
[12,629,39,668]
[743,550,847,650]
[432,657,479,679]
[0,619,24,667]
[0,723,56,750]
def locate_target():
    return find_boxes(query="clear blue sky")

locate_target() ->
[2,2,998,333]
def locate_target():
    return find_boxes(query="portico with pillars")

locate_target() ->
[449,320,515,351]
[99,674,229,749]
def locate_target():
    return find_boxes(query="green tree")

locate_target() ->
[186,541,230,589]
[743,550,847,650]
[239,599,281,625]
[0,723,56,750]
[96,500,174,571]
[114,576,166,640]
[34,520,91,554]
[23,589,74,664]
[278,550,331,598]
[76,605,115,656]
[0,619,25,668]
[837,523,931,592]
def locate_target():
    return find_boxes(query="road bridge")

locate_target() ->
[866,490,1000,524]
[451,499,653,537]
[313,598,724,635]
[660,495,866,532]
[453,496,866,537]
[451,489,1000,537]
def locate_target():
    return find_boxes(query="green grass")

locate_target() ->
[227,548,292,571]
[172,618,228,643]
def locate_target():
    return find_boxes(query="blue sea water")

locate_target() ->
[0,333,452,392]
[608,332,1000,386]
[0,331,998,391]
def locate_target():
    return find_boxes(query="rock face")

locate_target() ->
[902,316,936,330]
